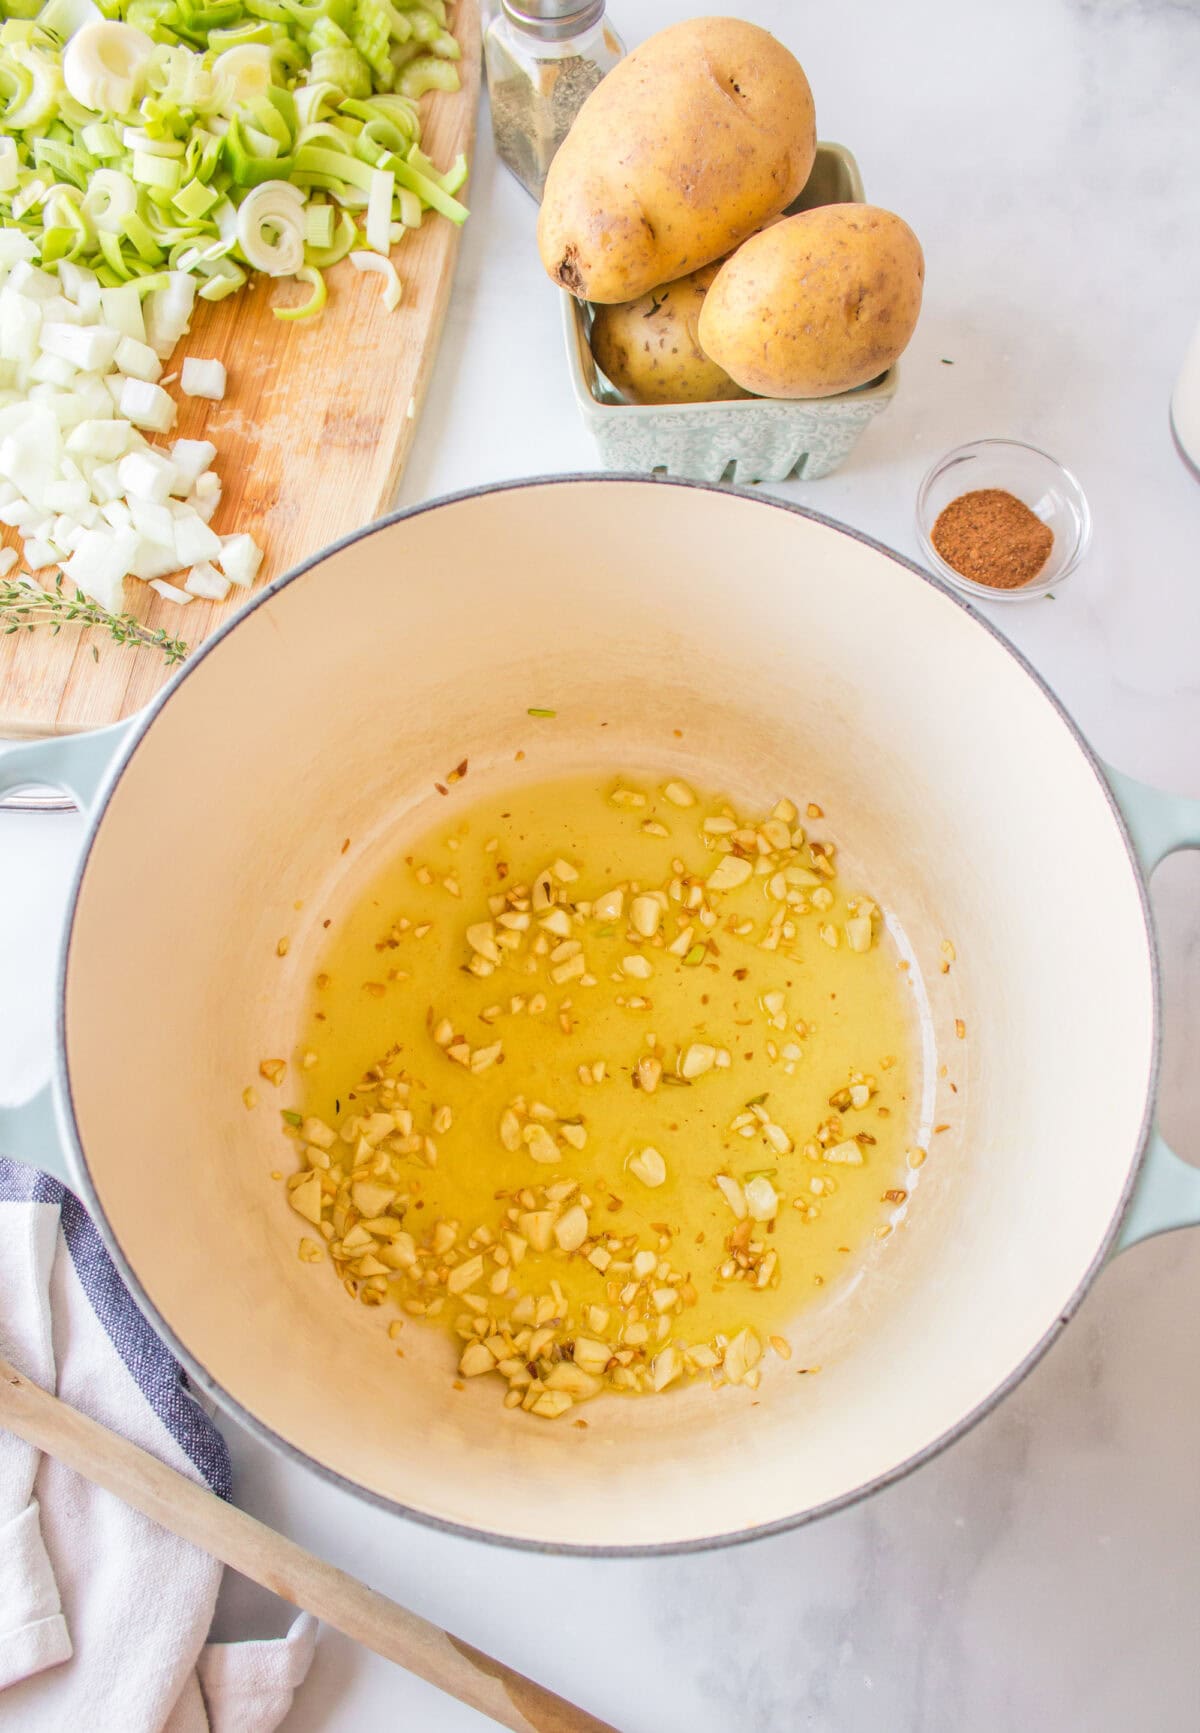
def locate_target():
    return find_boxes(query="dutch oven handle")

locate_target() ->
[0,722,136,1184]
[1105,764,1200,1251]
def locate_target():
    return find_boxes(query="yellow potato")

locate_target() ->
[590,262,751,404]
[698,205,925,398]
[538,18,816,305]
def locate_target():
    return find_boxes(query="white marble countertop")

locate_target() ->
[4,1,1200,1728]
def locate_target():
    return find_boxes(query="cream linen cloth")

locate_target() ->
[0,1160,316,1732]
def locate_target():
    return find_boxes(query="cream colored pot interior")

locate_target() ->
[63,480,1155,1549]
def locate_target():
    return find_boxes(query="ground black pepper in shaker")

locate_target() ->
[484,0,623,201]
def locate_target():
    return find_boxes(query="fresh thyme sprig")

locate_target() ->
[0,573,189,667]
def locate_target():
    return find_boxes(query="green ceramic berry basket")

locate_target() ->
[560,142,899,485]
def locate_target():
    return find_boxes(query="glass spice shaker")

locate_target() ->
[484,0,624,202]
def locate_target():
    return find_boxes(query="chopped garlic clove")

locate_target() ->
[707,854,753,892]
[630,894,662,938]
[723,1327,762,1386]
[744,1176,779,1221]
[680,1043,716,1079]
[553,1204,589,1252]
[628,1146,667,1188]
[523,1124,559,1164]
[592,887,624,921]
[287,1172,323,1225]
[824,1139,865,1165]
[715,1174,746,1220]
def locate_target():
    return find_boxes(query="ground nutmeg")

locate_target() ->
[931,488,1054,590]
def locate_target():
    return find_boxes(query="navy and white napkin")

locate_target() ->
[0,1160,315,1731]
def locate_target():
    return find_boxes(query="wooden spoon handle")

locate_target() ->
[0,1355,618,1733]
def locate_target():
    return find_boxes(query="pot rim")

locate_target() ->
[52,473,1162,1557]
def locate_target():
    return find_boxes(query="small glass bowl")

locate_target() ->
[915,439,1091,603]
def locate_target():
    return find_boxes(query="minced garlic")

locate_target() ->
[277,772,922,1418]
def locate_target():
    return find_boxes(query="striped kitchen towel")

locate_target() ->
[0,1159,315,1732]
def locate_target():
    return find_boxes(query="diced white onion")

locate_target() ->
[23,538,58,571]
[217,532,262,588]
[180,357,226,401]
[128,496,175,547]
[117,448,178,504]
[7,262,58,302]
[172,505,221,566]
[65,418,131,460]
[143,274,196,360]
[149,577,193,605]
[57,262,102,321]
[40,323,121,372]
[130,538,184,582]
[88,460,123,503]
[119,377,176,434]
[30,354,77,388]
[189,480,221,523]
[100,284,146,343]
[169,438,216,489]
[43,477,90,514]
[183,560,230,600]
[54,516,92,551]
[0,233,256,614]
[114,335,161,382]
[62,525,138,611]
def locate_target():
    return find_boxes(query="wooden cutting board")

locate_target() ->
[0,0,479,738]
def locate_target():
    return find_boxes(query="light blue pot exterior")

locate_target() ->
[1102,766,1200,1249]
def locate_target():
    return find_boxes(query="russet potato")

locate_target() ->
[698,205,925,398]
[589,261,750,404]
[538,17,816,305]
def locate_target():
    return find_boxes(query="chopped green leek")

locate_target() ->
[391,150,466,224]
[197,259,244,296]
[293,139,375,190]
[132,147,182,190]
[0,0,468,319]
[397,52,457,99]
[80,118,120,156]
[121,210,165,262]
[302,196,332,245]
[174,174,219,217]
[438,149,467,196]
[302,204,354,265]
[272,261,324,318]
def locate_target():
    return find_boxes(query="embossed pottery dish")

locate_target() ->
[561,143,898,484]
[2,477,1198,1554]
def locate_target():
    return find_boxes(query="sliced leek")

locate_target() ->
[348,248,400,310]
[236,177,304,275]
[62,21,154,114]
[271,263,325,320]
[0,0,468,318]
